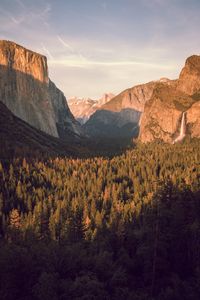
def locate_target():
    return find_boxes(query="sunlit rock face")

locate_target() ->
[101,79,172,113]
[139,84,188,143]
[177,55,200,95]
[139,56,200,143]
[187,101,200,138]
[0,40,82,138]
[84,79,172,139]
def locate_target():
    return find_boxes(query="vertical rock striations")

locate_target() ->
[0,40,81,138]
[101,79,172,113]
[49,80,83,138]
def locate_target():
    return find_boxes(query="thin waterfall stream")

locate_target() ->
[173,112,186,143]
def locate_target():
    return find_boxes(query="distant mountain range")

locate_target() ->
[82,78,172,139]
[71,57,200,143]
[68,93,115,124]
[0,40,200,157]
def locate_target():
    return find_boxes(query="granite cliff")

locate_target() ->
[1,40,199,145]
[102,78,171,113]
[139,55,200,143]
[84,78,171,139]
[0,40,82,138]
[86,55,200,143]
[177,55,200,95]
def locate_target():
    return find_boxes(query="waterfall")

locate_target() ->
[173,112,186,143]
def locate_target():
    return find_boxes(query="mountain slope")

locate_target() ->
[84,109,141,138]
[0,101,86,158]
[101,78,172,113]
[84,79,172,139]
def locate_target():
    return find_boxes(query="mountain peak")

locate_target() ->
[0,40,46,60]
[68,93,114,124]
[0,39,48,83]
[185,54,200,65]
[178,54,200,95]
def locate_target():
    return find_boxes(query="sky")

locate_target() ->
[0,0,200,99]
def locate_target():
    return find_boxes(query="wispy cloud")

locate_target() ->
[15,0,26,9]
[49,57,176,70]
[10,16,24,25]
[41,43,54,60]
[0,1,51,29]
[57,35,74,52]
[1,0,199,98]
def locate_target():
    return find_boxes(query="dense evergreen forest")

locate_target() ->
[0,140,200,300]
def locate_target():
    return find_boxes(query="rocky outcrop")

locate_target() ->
[177,55,200,95]
[139,56,200,143]
[139,84,197,143]
[0,40,81,138]
[84,79,172,139]
[93,55,200,144]
[187,100,200,138]
[101,79,172,113]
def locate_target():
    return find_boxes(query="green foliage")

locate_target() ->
[0,140,200,299]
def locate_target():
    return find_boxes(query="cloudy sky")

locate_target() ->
[0,0,200,98]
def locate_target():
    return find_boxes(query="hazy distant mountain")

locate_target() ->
[68,93,115,124]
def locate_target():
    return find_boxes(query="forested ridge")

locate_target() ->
[0,140,200,300]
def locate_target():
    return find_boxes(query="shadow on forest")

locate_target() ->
[0,63,89,159]
[0,182,200,300]
[0,64,134,160]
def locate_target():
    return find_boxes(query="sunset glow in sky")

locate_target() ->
[1,0,200,98]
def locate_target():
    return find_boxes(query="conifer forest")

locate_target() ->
[0,140,200,300]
